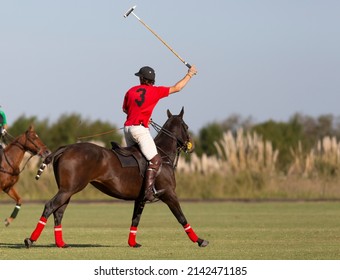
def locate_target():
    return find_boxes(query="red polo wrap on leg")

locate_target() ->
[54,224,66,248]
[30,216,47,241]
[128,226,138,247]
[184,223,199,242]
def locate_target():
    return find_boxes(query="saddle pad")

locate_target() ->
[112,149,139,168]
[111,142,147,177]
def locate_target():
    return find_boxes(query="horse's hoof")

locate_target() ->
[130,243,142,248]
[4,218,10,227]
[197,238,209,247]
[24,238,33,249]
[57,244,70,248]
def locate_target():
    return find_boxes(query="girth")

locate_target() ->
[111,142,147,177]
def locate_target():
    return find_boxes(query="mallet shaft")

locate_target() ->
[123,6,191,69]
[136,17,191,69]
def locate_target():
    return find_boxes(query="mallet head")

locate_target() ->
[123,5,136,18]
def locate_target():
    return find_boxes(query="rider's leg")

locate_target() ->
[0,132,3,150]
[144,153,164,201]
[124,125,165,201]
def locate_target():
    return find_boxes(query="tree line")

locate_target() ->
[8,113,122,151]
[193,113,340,173]
[8,112,340,174]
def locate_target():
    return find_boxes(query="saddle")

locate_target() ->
[111,142,147,177]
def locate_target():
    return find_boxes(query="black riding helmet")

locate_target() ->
[135,66,155,83]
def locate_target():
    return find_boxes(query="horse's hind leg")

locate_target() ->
[52,200,70,248]
[24,191,71,248]
[4,187,22,227]
[162,193,209,247]
[128,199,146,248]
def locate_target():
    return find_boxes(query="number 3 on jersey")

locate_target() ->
[135,88,146,107]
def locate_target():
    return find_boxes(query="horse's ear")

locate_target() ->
[28,124,34,131]
[179,107,184,118]
[167,109,172,118]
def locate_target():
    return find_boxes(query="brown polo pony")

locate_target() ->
[0,125,50,226]
[24,108,209,248]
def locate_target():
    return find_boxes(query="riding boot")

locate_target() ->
[144,154,164,201]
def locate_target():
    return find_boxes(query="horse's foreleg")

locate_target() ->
[128,199,146,248]
[4,187,22,227]
[163,194,209,247]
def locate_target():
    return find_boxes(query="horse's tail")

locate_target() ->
[35,146,68,180]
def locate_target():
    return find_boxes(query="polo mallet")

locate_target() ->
[123,5,192,69]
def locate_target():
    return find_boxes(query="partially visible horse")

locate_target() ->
[24,108,209,248]
[0,125,51,226]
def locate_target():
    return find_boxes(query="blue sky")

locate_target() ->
[1,0,339,133]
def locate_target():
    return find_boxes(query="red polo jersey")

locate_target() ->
[123,85,170,128]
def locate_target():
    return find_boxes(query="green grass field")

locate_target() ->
[0,201,340,260]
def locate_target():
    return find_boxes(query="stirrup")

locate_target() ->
[144,186,165,202]
[152,186,165,198]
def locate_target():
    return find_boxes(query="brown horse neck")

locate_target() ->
[155,136,178,163]
[2,143,26,168]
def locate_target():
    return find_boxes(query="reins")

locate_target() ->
[150,120,187,169]
[0,149,33,176]
[1,131,15,143]
[74,120,189,169]
[150,120,188,148]
[0,131,39,176]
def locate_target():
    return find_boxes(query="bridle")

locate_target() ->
[0,130,47,176]
[150,119,192,169]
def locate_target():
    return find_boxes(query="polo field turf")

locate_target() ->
[0,201,340,260]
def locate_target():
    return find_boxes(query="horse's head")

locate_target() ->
[163,107,194,153]
[18,125,51,158]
